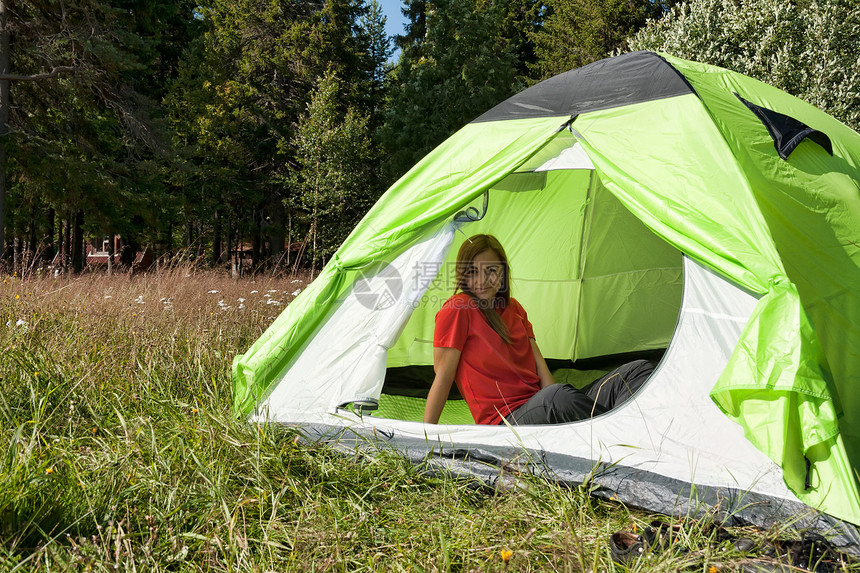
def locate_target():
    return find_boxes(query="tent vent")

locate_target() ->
[453,190,489,222]
[337,399,379,415]
[736,94,833,160]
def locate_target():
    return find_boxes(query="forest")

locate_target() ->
[0,0,857,275]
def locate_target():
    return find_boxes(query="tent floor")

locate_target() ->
[376,350,665,424]
[375,365,617,424]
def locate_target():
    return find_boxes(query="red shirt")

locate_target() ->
[434,293,541,424]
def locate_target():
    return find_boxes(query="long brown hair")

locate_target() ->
[455,234,512,344]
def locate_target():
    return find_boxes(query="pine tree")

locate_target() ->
[531,0,676,80]
[379,0,522,183]
[0,0,190,270]
[293,71,377,272]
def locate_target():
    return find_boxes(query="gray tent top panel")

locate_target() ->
[472,51,695,123]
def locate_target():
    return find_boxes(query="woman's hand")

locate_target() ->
[530,339,556,389]
[424,347,462,424]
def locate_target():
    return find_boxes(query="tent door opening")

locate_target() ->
[374,163,684,424]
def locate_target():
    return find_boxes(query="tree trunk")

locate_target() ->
[165,219,173,262]
[251,208,261,270]
[269,198,285,268]
[230,226,239,278]
[212,209,222,265]
[71,210,84,273]
[0,0,9,262]
[46,207,55,261]
[311,184,318,276]
[62,218,70,271]
[107,233,113,276]
[27,205,36,258]
[286,209,292,267]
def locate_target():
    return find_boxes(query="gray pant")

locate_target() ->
[505,359,655,425]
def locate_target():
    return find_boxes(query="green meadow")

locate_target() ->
[0,268,850,572]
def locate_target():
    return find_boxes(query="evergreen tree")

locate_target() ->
[395,0,427,51]
[360,0,393,129]
[292,71,377,272]
[165,0,385,270]
[531,0,675,80]
[379,0,522,183]
[1,0,192,270]
[164,0,310,267]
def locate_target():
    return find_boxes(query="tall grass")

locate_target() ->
[0,267,849,571]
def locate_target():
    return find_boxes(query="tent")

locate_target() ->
[233,52,860,546]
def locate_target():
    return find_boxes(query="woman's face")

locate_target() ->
[465,249,504,300]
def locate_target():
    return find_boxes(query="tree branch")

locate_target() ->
[0,66,74,81]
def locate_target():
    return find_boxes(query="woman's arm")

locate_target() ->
[530,339,556,389]
[424,347,462,424]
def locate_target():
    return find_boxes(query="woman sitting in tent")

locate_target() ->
[423,234,654,426]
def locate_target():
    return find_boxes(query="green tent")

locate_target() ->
[234,52,860,543]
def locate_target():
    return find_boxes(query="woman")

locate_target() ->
[423,234,654,425]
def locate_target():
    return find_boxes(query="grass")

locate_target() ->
[0,266,855,572]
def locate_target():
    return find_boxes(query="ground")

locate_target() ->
[0,266,851,571]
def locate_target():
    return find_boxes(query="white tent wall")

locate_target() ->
[257,223,457,417]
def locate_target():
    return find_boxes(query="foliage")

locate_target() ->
[626,0,860,132]
[163,0,386,269]
[2,0,858,276]
[379,0,523,183]
[291,71,379,270]
[531,0,676,80]
[3,0,189,262]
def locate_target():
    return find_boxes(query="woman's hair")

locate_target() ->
[455,234,512,344]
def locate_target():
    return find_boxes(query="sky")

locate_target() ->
[379,0,408,50]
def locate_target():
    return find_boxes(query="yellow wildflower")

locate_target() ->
[709,567,718,573]
[500,549,512,563]
[45,467,54,475]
